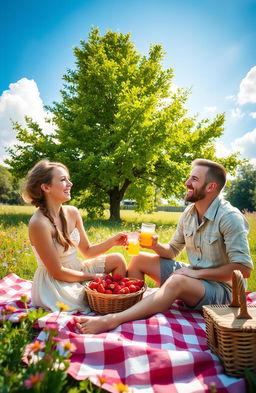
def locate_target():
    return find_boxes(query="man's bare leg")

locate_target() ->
[75,273,205,334]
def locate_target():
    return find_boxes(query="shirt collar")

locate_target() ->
[203,195,222,221]
[189,195,222,222]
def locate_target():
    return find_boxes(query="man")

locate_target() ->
[76,159,253,334]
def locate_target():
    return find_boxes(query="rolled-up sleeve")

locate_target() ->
[168,213,186,258]
[220,212,253,269]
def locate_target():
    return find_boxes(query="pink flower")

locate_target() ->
[18,313,28,320]
[24,372,44,388]
[26,340,45,353]
[3,305,17,313]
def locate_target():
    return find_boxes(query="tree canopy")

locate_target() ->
[6,27,239,220]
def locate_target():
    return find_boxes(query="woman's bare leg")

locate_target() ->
[105,253,127,276]
[75,273,205,334]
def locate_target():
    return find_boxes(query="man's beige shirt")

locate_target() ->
[169,195,253,277]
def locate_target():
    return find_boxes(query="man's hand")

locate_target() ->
[139,233,159,250]
[172,267,200,279]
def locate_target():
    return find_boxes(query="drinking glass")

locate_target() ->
[127,232,140,256]
[140,223,156,247]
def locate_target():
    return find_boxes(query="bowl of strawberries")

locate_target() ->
[84,273,147,314]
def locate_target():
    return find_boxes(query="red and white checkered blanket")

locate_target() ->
[1,273,256,393]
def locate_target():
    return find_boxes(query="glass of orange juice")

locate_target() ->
[140,223,156,247]
[127,232,140,256]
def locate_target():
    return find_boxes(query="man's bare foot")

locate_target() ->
[74,314,118,334]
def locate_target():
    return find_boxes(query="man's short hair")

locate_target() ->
[192,159,227,191]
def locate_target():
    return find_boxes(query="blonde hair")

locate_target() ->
[22,160,74,251]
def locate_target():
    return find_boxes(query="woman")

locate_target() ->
[22,160,127,313]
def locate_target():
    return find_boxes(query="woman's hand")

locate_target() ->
[111,232,128,247]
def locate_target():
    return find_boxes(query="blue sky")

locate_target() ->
[1,0,256,164]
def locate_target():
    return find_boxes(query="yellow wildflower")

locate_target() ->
[62,342,77,352]
[113,383,129,392]
[56,302,69,311]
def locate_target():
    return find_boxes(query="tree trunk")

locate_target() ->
[109,189,122,221]
[109,180,132,221]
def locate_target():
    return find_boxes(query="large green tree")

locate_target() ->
[6,28,238,220]
[225,163,256,212]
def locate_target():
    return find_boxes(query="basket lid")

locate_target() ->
[203,305,256,331]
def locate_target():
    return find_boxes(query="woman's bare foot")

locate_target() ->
[74,314,119,334]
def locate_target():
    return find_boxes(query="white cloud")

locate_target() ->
[0,78,55,164]
[215,128,256,167]
[230,107,245,119]
[203,106,217,113]
[237,66,256,105]
[249,112,256,119]
[215,142,232,158]
[232,128,256,159]
[225,95,236,102]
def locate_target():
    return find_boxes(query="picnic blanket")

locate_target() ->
[1,273,256,393]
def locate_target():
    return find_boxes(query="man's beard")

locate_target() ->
[184,184,207,202]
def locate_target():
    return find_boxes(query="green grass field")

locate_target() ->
[0,205,255,291]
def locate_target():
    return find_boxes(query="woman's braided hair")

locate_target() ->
[22,160,74,251]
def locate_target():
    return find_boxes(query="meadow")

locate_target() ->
[0,205,255,392]
[0,205,255,291]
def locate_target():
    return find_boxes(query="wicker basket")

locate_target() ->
[203,270,256,377]
[84,279,147,315]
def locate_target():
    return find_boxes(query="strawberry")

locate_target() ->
[108,282,117,291]
[105,289,113,294]
[113,285,121,293]
[126,280,135,287]
[94,277,102,284]
[122,287,130,294]
[136,280,144,287]
[97,284,106,293]
[89,282,98,290]
[129,284,137,293]
[113,273,123,282]
[120,277,130,283]
[104,274,113,281]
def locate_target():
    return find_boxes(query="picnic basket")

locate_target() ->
[203,270,256,377]
[84,279,147,315]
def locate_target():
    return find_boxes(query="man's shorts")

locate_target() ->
[160,257,232,310]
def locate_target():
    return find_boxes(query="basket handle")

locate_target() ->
[229,270,252,319]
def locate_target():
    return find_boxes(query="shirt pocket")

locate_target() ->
[203,233,222,262]
[184,229,194,250]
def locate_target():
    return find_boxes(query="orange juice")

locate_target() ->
[127,241,140,256]
[140,231,154,247]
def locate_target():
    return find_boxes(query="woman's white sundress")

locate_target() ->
[31,227,106,313]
